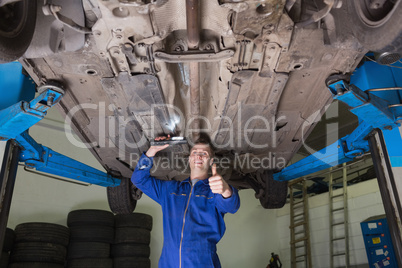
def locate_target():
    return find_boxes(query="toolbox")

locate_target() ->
[360,215,397,268]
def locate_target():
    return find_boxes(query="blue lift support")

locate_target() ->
[0,62,121,253]
[273,58,402,266]
[274,60,402,182]
[0,62,120,188]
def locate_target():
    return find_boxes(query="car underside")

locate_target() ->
[0,0,401,210]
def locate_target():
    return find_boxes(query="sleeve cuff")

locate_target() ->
[218,185,236,200]
[136,153,154,170]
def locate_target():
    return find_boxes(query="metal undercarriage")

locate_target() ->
[19,0,366,189]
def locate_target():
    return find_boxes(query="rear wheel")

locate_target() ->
[107,178,138,214]
[257,170,288,209]
[0,0,37,62]
[347,0,402,53]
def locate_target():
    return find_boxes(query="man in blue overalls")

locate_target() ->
[132,136,240,268]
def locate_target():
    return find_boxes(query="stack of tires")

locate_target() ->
[0,228,15,267]
[112,213,152,268]
[67,209,114,268]
[9,223,69,268]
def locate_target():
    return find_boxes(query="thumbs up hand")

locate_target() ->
[209,164,232,198]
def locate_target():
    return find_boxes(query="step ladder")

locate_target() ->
[289,177,312,268]
[329,163,350,268]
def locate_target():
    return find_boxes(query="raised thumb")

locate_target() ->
[211,164,217,176]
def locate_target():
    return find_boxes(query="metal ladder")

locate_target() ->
[329,163,350,268]
[289,177,312,268]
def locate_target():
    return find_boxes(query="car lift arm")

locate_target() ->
[15,131,120,187]
[274,67,402,181]
[0,82,120,187]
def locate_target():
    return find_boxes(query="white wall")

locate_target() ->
[219,190,280,267]
[276,179,384,268]
[6,108,383,267]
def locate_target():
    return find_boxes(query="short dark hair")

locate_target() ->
[190,134,215,157]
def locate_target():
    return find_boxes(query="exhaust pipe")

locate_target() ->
[374,52,401,65]
[186,0,200,50]
[186,0,200,142]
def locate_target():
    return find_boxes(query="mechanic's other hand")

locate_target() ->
[146,135,170,157]
[209,164,232,198]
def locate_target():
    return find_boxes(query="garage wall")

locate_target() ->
[218,190,279,267]
[276,179,384,268]
[7,109,282,267]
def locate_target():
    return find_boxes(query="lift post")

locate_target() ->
[0,141,19,253]
[369,130,402,267]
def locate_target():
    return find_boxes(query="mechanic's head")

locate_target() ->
[189,134,215,172]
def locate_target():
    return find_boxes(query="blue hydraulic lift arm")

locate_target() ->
[274,61,402,182]
[15,130,120,187]
[0,84,65,140]
[0,65,121,187]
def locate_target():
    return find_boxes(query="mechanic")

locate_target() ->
[132,135,240,268]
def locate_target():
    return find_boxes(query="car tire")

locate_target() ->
[67,242,110,259]
[67,258,113,268]
[111,244,150,258]
[107,178,137,214]
[15,223,69,247]
[113,257,150,268]
[346,0,402,53]
[115,213,153,231]
[10,242,67,264]
[67,209,115,227]
[115,227,150,244]
[69,226,114,243]
[0,251,9,267]
[258,170,288,209]
[8,263,64,268]
[0,0,37,63]
[3,228,15,252]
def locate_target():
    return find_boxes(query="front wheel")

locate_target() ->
[0,0,37,63]
[346,0,402,53]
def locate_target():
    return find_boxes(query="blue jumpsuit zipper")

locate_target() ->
[132,153,240,268]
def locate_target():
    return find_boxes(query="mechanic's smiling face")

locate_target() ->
[189,144,213,172]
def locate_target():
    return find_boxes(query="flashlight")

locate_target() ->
[150,136,187,146]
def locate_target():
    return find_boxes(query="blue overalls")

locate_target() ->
[132,153,240,268]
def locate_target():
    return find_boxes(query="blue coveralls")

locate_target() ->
[132,153,240,268]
